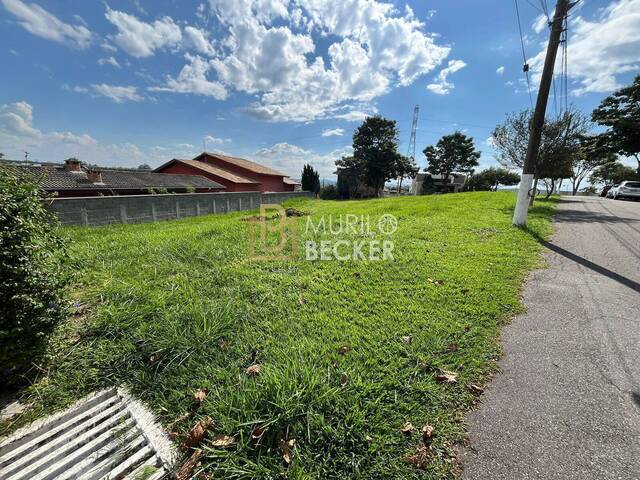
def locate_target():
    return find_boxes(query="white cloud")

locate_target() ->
[98,56,121,68]
[159,0,450,121]
[184,26,215,56]
[105,8,182,58]
[0,101,185,167]
[529,0,640,96]
[149,54,227,99]
[321,128,344,137]
[334,109,374,122]
[91,84,144,103]
[1,0,92,49]
[253,142,352,177]
[427,59,466,95]
[203,135,231,144]
[496,66,505,76]
[532,14,548,34]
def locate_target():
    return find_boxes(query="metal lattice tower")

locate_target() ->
[406,105,419,162]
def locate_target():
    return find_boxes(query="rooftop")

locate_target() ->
[162,159,261,184]
[2,161,226,191]
[195,152,286,177]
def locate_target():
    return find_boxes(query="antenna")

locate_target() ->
[398,105,419,194]
[407,105,419,163]
[24,151,29,162]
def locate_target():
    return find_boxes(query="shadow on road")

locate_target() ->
[523,227,640,295]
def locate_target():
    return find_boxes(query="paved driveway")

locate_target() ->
[461,196,640,480]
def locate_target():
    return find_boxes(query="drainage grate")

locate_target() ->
[0,388,177,480]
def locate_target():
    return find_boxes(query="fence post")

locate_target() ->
[120,204,128,224]
[81,207,89,227]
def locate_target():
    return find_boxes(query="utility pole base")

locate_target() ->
[513,173,535,226]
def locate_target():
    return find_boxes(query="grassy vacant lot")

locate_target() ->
[4,192,555,478]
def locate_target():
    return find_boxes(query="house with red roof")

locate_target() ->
[155,152,300,193]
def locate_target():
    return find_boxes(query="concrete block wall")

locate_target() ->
[48,191,313,227]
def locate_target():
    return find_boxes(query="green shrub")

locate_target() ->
[319,184,339,200]
[0,165,69,377]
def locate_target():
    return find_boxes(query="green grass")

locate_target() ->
[3,192,556,479]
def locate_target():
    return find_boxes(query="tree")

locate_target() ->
[137,163,152,170]
[423,132,480,191]
[492,107,590,202]
[335,155,365,199]
[466,167,520,191]
[351,116,401,197]
[395,155,419,193]
[589,161,638,186]
[0,153,4,159]
[301,164,320,196]
[419,174,436,195]
[569,136,614,195]
[592,75,640,175]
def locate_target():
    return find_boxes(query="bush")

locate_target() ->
[320,184,340,200]
[0,166,69,377]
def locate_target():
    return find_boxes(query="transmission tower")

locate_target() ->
[407,104,419,162]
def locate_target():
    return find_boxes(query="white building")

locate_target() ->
[410,172,468,195]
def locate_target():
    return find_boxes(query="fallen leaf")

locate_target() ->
[193,389,207,404]
[434,280,445,286]
[251,426,266,441]
[418,362,434,372]
[365,435,373,442]
[402,335,413,344]
[340,372,349,386]
[421,424,434,445]
[149,352,160,364]
[353,272,361,278]
[183,417,213,449]
[435,371,457,383]
[338,345,351,355]
[403,445,432,470]
[280,438,296,465]
[467,384,484,395]
[447,343,459,352]
[211,434,235,448]
[298,297,307,305]
[401,422,415,435]
[245,364,262,376]
[175,449,203,480]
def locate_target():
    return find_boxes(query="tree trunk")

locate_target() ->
[398,176,404,194]
[544,179,555,199]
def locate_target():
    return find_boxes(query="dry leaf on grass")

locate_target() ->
[447,343,459,352]
[280,438,296,465]
[421,424,434,445]
[403,445,432,470]
[467,384,484,395]
[183,417,213,449]
[298,297,307,305]
[245,364,262,376]
[211,434,235,448]
[251,426,266,441]
[402,336,413,344]
[193,389,207,404]
[175,448,203,480]
[340,372,349,386]
[400,422,415,435]
[435,371,457,383]
[338,345,351,355]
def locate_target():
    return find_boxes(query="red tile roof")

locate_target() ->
[171,159,260,184]
[195,152,286,177]
[4,162,225,190]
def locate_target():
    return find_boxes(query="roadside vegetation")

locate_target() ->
[2,192,556,478]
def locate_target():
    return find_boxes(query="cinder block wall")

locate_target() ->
[47,191,313,227]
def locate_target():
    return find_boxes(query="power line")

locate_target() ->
[514,0,534,109]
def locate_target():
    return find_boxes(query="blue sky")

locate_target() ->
[1,0,638,179]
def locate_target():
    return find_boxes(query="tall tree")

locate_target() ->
[589,161,638,186]
[395,155,419,193]
[301,164,320,195]
[423,132,480,190]
[352,116,401,197]
[465,168,520,191]
[569,136,614,195]
[592,75,640,175]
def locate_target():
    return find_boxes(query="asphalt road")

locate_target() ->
[460,196,640,480]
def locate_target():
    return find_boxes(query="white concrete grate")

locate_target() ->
[0,388,176,480]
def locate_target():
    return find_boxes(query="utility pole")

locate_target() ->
[513,0,574,226]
